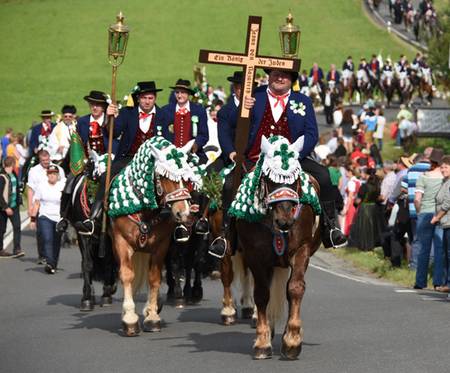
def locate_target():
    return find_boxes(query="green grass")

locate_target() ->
[0,0,416,133]
[332,247,421,287]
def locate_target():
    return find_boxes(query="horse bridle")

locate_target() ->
[154,174,191,209]
[263,178,302,220]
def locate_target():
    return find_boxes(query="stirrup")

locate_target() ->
[173,225,190,243]
[78,219,95,236]
[195,217,210,236]
[208,237,227,259]
[329,227,347,248]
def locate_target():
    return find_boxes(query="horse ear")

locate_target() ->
[180,139,196,154]
[149,143,163,161]
[260,135,272,154]
[292,135,305,154]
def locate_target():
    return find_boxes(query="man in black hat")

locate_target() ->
[28,110,56,156]
[48,105,77,163]
[160,79,209,240]
[76,81,166,232]
[56,91,116,232]
[209,68,347,257]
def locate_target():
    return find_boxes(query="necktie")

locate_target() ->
[268,91,290,110]
[90,121,101,136]
[177,107,188,115]
[139,112,152,120]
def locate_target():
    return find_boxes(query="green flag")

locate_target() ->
[69,131,86,176]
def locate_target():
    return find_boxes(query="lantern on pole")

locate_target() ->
[100,12,130,255]
[279,12,301,59]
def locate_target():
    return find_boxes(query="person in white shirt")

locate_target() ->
[30,164,65,274]
[373,107,386,150]
[48,105,77,163]
[26,149,65,263]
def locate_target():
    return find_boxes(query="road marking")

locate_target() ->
[394,289,417,293]
[310,263,378,285]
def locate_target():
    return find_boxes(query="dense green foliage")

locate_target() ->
[0,0,415,132]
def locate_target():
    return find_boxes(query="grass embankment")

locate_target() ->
[0,0,415,132]
[333,247,417,287]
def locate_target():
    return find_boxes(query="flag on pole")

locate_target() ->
[69,131,86,176]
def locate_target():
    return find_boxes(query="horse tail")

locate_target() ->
[131,252,151,295]
[267,267,290,327]
[232,251,254,308]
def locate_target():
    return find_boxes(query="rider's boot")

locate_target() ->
[194,194,210,236]
[320,200,347,248]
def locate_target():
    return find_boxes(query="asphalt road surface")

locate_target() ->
[1,229,450,373]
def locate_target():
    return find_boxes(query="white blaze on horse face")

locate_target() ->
[291,135,305,155]
[260,135,273,156]
[180,139,196,155]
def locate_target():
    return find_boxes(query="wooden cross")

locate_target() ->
[198,16,301,190]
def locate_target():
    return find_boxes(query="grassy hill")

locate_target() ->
[0,0,416,132]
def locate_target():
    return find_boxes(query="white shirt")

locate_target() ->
[34,180,65,222]
[16,144,28,166]
[139,106,156,133]
[233,94,240,108]
[27,163,66,202]
[327,137,338,153]
[374,115,386,139]
[176,101,191,113]
[267,88,290,123]
[89,114,105,128]
[314,144,331,161]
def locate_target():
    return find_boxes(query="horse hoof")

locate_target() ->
[253,346,272,360]
[122,321,140,337]
[191,287,203,304]
[241,307,253,319]
[80,299,94,312]
[221,314,236,326]
[251,317,257,329]
[280,342,302,360]
[175,298,185,309]
[143,319,161,333]
[101,296,113,307]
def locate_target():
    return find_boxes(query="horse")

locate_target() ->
[396,70,413,105]
[221,135,322,360]
[108,136,199,336]
[356,69,372,103]
[340,69,355,105]
[418,67,433,105]
[65,149,118,311]
[380,70,396,107]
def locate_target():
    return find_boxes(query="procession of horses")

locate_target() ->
[61,129,321,360]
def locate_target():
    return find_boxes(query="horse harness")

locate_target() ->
[126,174,192,250]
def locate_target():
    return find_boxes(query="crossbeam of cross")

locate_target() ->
[198,15,301,191]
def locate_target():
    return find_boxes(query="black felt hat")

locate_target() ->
[40,110,55,117]
[83,90,108,104]
[263,69,299,82]
[133,81,163,95]
[227,71,244,84]
[61,105,77,115]
[170,79,195,95]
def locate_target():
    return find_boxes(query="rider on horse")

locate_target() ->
[56,90,117,232]
[209,68,347,258]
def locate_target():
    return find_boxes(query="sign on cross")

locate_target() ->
[198,15,301,190]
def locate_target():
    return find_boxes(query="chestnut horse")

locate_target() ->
[220,136,322,360]
[108,137,198,336]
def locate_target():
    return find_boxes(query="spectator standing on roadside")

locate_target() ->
[0,156,24,258]
[373,107,386,150]
[1,128,13,161]
[338,109,355,154]
[431,155,450,293]
[380,160,397,205]
[15,133,28,181]
[26,149,65,264]
[30,165,65,274]
[414,149,445,289]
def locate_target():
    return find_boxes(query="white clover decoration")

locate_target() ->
[289,100,306,116]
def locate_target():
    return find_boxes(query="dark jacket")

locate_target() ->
[29,122,56,155]
[76,114,118,155]
[113,106,164,160]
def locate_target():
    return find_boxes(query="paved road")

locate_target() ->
[365,0,428,50]
[1,230,450,373]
